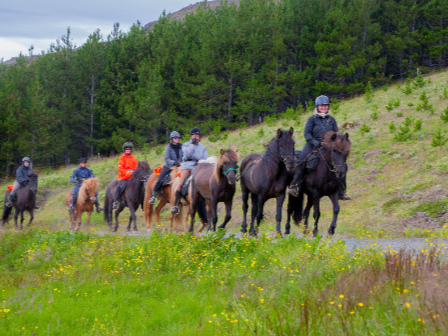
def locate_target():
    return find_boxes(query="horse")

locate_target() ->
[143,165,181,232]
[169,171,209,233]
[103,161,151,232]
[239,128,296,236]
[1,172,38,230]
[288,132,351,236]
[189,149,239,232]
[65,178,99,231]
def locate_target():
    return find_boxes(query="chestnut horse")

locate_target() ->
[143,165,181,231]
[189,149,239,232]
[104,161,151,232]
[65,178,99,231]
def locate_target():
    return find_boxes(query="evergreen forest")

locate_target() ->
[0,0,447,174]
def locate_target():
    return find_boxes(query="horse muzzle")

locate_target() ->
[90,197,97,202]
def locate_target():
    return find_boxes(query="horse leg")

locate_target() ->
[303,195,313,235]
[218,200,232,230]
[275,193,286,237]
[208,198,218,232]
[20,211,24,230]
[14,209,19,230]
[312,196,321,237]
[328,193,340,236]
[285,195,292,235]
[27,209,34,228]
[85,210,92,231]
[128,204,137,232]
[114,206,124,233]
[155,200,166,225]
[188,196,199,234]
[241,186,249,233]
[249,193,258,236]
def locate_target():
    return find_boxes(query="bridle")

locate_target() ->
[317,145,345,178]
[277,138,295,169]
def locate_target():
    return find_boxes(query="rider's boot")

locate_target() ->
[112,183,122,209]
[288,162,304,197]
[149,190,157,205]
[171,191,182,215]
[68,195,75,213]
[5,194,14,207]
[34,205,40,209]
[94,199,104,213]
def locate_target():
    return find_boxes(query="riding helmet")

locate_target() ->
[22,157,30,162]
[189,127,201,136]
[170,131,181,139]
[78,158,87,163]
[315,95,330,107]
[122,142,134,151]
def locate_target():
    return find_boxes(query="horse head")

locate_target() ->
[323,132,351,179]
[27,172,39,195]
[134,161,151,182]
[81,178,99,203]
[217,149,239,185]
[275,127,296,171]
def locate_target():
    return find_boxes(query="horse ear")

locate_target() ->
[289,127,294,135]
[220,149,225,155]
[235,149,238,152]
[331,133,337,140]
[345,133,349,139]
[277,129,282,138]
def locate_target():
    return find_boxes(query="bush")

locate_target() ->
[413,118,422,131]
[396,111,404,117]
[401,78,413,95]
[393,124,412,141]
[359,124,371,136]
[431,129,448,147]
[258,127,265,137]
[370,110,379,120]
[403,116,414,127]
[364,81,374,102]
[413,74,426,89]
[388,121,396,133]
[441,107,448,123]
[331,98,340,114]
[416,91,434,114]
[264,115,277,127]
[385,98,400,111]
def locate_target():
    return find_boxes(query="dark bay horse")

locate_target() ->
[65,178,99,231]
[189,149,239,232]
[240,128,296,236]
[2,172,38,230]
[104,161,151,232]
[288,132,351,236]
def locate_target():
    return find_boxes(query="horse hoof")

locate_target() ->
[328,228,335,236]
[217,225,225,230]
[285,230,290,235]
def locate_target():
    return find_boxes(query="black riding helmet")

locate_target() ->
[189,127,201,136]
[78,158,87,163]
[315,95,330,108]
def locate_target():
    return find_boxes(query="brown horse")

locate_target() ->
[65,178,99,231]
[2,172,38,230]
[169,174,209,233]
[189,149,239,232]
[239,128,296,236]
[104,161,151,232]
[143,165,181,232]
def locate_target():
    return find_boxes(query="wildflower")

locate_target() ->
[330,302,334,305]
[339,295,344,299]
[260,299,265,304]
[358,303,364,307]
[350,311,355,314]
[3,309,10,313]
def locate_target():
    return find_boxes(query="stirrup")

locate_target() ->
[149,196,156,205]
[112,201,119,209]
[34,206,40,209]
[96,206,104,214]
[339,195,352,201]
[5,202,12,208]
[171,206,179,215]
[67,206,74,213]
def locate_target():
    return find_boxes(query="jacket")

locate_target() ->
[16,165,32,185]
[181,140,209,170]
[118,154,138,180]
[70,167,95,184]
[164,144,184,168]
[304,113,338,144]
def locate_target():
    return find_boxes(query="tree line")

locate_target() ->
[0,0,447,176]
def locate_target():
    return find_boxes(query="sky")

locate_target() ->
[0,0,199,61]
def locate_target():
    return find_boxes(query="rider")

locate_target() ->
[149,131,183,205]
[171,127,208,215]
[5,157,39,208]
[68,158,103,213]
[112,142,138,209]
[288,95,351,200]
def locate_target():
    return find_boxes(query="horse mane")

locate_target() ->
[322,131,352,156]
[265,129,294,163]
[28,172,38,178]
[132,161,151,180]
[170,164,182,182]
[214,149,239,182]
[78,178,99,204]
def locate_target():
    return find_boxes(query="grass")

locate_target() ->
[1,229,448,335]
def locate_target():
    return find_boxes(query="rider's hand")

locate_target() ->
[191,138,198,145]
[312,140,321,148]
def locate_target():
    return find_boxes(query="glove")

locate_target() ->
[191,138,198,145]
[173,161,180,167]
[21,181,28,187]
[312,140,321,148]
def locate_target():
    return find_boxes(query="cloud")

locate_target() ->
[0,0,198,60]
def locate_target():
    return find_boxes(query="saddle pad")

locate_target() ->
[7,185,13,191]
[182,175,193,196]
[154,166,163,175]
[306,155,319,171]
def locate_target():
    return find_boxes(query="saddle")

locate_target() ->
[306,154,319,171]
[182,175,193,196]
[161,173,172,187]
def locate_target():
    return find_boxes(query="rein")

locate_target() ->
[236,160,259,181]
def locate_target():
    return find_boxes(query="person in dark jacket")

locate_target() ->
[68,158,103,213]
[149,131,183,205]
[5,157,39,208]
[288,95,351,200]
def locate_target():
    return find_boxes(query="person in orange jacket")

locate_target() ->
[112,142,138,209]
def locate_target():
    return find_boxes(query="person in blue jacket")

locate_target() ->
[5,157,39,209]
[288,95,351,200]
[68,158,103,213]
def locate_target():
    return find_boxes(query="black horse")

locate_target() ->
[239,128,296,236]
[2,172,39,230]
[287,132,351,236]
[104,161,151,232]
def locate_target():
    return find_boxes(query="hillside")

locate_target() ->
[1,70,447,238]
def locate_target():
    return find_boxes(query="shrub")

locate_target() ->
[401,78,413,95]
[407,102,414,106]
[364,81,374,102]
[413,74,426,89]
[388,121,396,133]
[396,111,404,117]
[264,115,277,127]
[431,129,448,147]
[441,107,448,123]
[403,116,414,127]
[393,124,412,141]
[258,127,265,137]
[413,118,422,131]
[385,98,400,111]
[370,110,379,120]
[331,98,340,114]
[416,91,434,114]
[359,124,371,136]
[155,145,164,156]
[410,200,448,217]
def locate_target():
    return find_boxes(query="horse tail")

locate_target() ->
[288,189,303,226]
[103,184,112,223]
[2,204,12,223]
[197,197,207,224]
[144,179,154,229]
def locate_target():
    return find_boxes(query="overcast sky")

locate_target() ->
[0,0,198,61]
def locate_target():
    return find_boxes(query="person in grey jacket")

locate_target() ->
[148,131,183,204]
[171,127,209,214]
[5,157,39,208]
[288,95,351,200]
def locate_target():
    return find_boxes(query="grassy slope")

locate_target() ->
[1,70,448,237]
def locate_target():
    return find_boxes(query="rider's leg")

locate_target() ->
[150,166,171,204]
[339,164,352,200]
[171,169,191,214]
[68,184,80,212]
[6,181,21,207]
[94,191,104,213]
[112,180,126,209]
[288,143,314,196]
